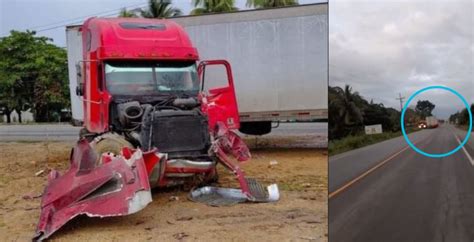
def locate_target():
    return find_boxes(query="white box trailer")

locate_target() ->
[172,3,328,134]
[426,116,439,128]
[66,26,83,126]
[66,3,328,134]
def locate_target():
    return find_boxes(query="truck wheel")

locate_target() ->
[90,133,133,165]
[239,121,272,135]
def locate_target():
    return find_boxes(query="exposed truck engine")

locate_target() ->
[33,17,278,241]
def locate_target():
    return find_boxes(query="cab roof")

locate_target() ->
[82,17,199,60]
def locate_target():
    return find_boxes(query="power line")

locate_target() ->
[30,2,147,31]
[36,10,132,33]
[36,5,148,33]
[396,93,405,111]
[1,3,146,36]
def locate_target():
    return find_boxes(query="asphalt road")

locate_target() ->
[329,124,474,242]
[269,122,327,136]
[0,124,81,141]
[0,122,327,142]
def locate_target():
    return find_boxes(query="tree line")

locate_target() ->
[329,85,435,140]
[449,104,474,126]
[0,31,69,123]
[119,0,299,18]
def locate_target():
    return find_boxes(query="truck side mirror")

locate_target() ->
[75,62,84,96]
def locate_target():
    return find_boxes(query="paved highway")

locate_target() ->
[0,124,81,141]
[0,122,327,142]
[329,124,474,242]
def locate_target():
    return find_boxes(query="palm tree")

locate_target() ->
[344,85,364,126]
[246,0,298,9]
[140,0,182,18]
[329,85,364,139]
[118,8,139,18]
[191,0,237,15]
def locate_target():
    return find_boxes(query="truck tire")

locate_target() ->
[90,133,133,165]
[239,121,272,135]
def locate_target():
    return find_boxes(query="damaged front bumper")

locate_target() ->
[33,140,152,241]
[33,126,279,240]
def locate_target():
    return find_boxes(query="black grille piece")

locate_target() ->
[141,109,210,156]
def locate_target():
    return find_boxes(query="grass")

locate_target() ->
[456,125,470,131]
[329,127,420,156]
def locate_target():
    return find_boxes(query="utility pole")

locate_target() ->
[396,93,405,111]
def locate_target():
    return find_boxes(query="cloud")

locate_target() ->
[1,0,324,47]
[330,0,473,118]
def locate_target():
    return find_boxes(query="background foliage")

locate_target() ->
[0,30,69,123]
[449,104,474,126]
[329,85,425,140]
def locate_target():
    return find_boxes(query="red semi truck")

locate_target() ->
[34,17,277,241]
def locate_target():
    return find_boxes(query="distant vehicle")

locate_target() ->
[425,116,439,128]
[418,122,427,129]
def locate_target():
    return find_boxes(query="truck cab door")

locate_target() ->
[80,59,109,133]
[198,60,240,130]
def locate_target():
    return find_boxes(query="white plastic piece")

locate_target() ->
[128,190,153,214]
[266,184,280,202]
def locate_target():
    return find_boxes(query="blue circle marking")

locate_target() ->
[401,85,472,158]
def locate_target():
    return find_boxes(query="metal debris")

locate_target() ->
[189,183,279,207]
[33,140,152,241]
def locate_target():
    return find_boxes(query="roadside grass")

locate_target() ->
[456,125,470,131]
[329,127,420,156]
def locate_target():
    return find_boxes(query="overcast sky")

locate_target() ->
[0,0,319,46]
[330,0,473,119]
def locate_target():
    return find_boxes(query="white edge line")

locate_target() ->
[454,134,474,166]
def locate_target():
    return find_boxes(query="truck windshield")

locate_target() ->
[105,61,199,96]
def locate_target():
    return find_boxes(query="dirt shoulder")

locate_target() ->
[0,141,327,241]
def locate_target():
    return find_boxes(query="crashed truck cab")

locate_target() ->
[76,17,239,185]
[35,18,278,240]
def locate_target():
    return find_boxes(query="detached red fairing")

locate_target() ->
[33,140,152,241]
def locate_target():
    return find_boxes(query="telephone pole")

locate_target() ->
[396,93,405,111]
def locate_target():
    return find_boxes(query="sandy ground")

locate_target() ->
[0,136,327,241]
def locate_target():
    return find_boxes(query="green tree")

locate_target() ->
[404,107,421,126]
[141,0,182,18]
[191,0,237,15]
[415,100,435,119]
[119,7,139,18]
[329,85,364,139]
[0,30,69,123]
[246,0,298,8]
[457,104,473,125]
[449,104,473,126]
[33,42,69,122]
[363,102,395,131]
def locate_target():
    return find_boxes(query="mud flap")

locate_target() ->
[190,122,280,206]
[33,140,152,241]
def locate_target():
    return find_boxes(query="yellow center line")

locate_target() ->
[329,140,422,199]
